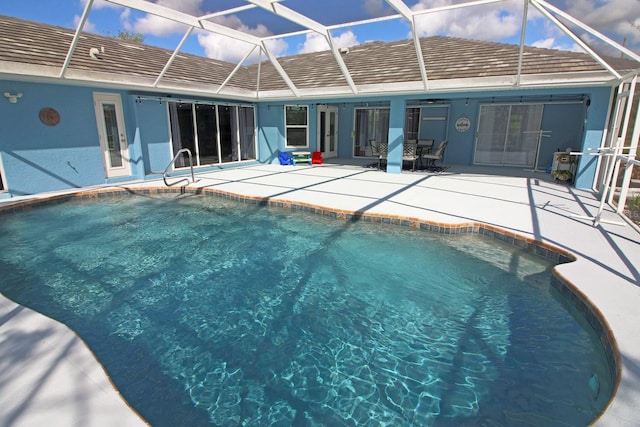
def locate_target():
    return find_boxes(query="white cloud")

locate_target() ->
[196,15,288,62]
[298,31,360,54]
[564,0,640,52]
[333,31,360,49]
[197,32,287,63]
[532,37,582,53]
[298,33,329,53]
[125,0,203,36]
[364,0,391,17]
[81,0,120,9]
[117,1,290,62]
[412,0,523,41]
[197,33,255,63]
[74,15,97,33]
[77,0,121,33]
[532,37,555,49]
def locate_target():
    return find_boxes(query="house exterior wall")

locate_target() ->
[0,80,142,197]
[0,77,615,196]
[256,104,285,164]
[132,96,172,176]
[256,86,613,189]
[576,88,613,189]
[0,82,264,197]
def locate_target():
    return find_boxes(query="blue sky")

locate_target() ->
[1,0,638,64]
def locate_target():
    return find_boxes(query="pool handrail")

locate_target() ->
[163,148,195,187]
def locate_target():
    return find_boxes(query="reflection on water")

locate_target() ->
[0,194,612,426]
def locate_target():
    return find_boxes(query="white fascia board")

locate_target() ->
[62,69,161,87]
[0,62,64,80]
[1,61,620,102]
[515,71,625,87]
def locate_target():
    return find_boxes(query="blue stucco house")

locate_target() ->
[0,5,638,198]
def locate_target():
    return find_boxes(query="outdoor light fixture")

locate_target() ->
[3,92,22,103]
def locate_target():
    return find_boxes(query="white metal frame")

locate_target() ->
[571,76,639,226]
[70,0,638,100]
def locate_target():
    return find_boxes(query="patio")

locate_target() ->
[1,163,639,426]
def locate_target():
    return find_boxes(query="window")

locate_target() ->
[285,105,308,147]
[353,108,389,157]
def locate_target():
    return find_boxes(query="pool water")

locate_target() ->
[0,194,612,426]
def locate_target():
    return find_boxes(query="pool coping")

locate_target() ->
[0,183,621,425]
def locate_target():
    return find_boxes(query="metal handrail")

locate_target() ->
[163,148,195,187]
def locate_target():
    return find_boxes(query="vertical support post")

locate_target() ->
[575,89,611,189]
[386,98,405,174]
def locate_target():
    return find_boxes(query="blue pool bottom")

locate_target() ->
[0,194,612,426]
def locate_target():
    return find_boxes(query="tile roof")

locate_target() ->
[0,14,637,100]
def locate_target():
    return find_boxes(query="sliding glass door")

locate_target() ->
[354,108,390,157]
[169,102,256,168]
[169,103,196,167]
[195,104,219,165]
[239,106,256,161]
[474,104,544,167]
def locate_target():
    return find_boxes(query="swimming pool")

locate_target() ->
[0,192,612,425]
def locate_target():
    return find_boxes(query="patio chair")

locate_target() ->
[421,140,448,171]
[402,140,419,171]
[371,141,388,169]
[416,140,434,168]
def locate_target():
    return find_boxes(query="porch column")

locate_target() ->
[576,90,611,189]
[386,98,405,174]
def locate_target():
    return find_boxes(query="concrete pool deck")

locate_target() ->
[1,163,639,426]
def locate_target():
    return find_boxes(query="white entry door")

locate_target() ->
[318,105,338,158]
[93,93,130,177]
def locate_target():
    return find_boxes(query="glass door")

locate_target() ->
[353,108,390,157]
[93,93,130,177]
[168,102,196,167]
[318,105,338,158]
[474,104,544,167]
[238,106,256,161]
[169,102,256,167]
[218,106,238,163]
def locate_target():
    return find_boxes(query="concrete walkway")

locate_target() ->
[1,163,639,426]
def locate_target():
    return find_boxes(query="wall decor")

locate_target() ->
[39,107,60,126]
[455,116,471,133]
